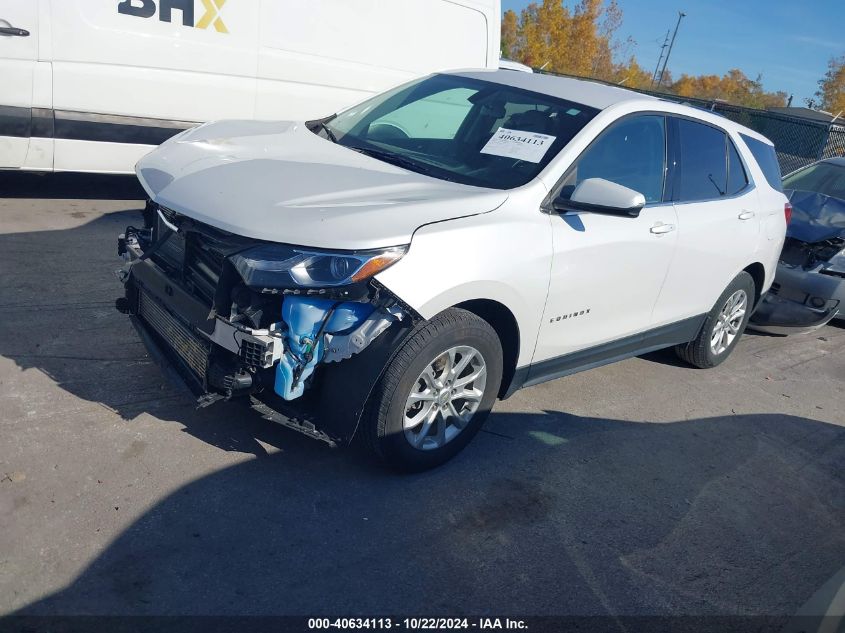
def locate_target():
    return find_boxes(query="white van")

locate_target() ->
[0,0,500,174]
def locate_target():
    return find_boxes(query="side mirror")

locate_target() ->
[552,178,646,218]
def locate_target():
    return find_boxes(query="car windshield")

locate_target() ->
[783,162,845,201]
[311,73,599,190]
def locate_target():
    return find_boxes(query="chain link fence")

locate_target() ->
[641,90,845,175]
[535,70,845,176]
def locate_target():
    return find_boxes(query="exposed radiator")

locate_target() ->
[138,290,210,380]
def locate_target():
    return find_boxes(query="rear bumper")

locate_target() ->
[749,264,844,334]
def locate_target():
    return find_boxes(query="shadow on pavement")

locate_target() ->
[9,410,845,618]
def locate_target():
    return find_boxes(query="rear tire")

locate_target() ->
[675,271,755,368]
[361,308,503,472]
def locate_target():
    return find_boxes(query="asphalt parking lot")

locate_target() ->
[0,173,843,621]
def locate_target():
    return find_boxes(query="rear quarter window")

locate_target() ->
[740,133,783,192]
[727,139,749,195]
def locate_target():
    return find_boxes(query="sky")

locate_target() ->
[501,0,845,105]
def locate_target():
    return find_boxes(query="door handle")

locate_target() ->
[0,26,30,37]
[650,222,676,235]
[738,210,755,220]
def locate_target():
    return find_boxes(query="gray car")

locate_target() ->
[750,157,845,333]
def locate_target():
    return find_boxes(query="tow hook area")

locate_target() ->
[274,297,403,400]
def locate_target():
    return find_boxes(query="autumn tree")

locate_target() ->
[501,1,788,108]
[671,69,786,108]
[500,0,620,79]
[814,55,845,115]
[611,56,653,90]
[501,9,519,59]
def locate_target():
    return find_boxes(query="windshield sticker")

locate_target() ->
[480,128,557,163]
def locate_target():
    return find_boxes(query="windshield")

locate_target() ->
[310,74,599,190]
[783,162,845,201]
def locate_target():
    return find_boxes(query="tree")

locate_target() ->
[498,1,788,107]
[610,56,652,89]
[501,9,519,59]
[814,55,845,115]
[669,69,786,108]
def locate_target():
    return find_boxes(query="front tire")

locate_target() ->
[675,271,755,368]
[361,308,503,472]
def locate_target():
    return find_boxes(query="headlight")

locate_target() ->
[230,244,407,289]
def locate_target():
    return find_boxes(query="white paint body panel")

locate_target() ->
[0,0,500,173]
[0,0,38,168]
[537,203,679,361]
[653,186,759,326]
[376,186,553,368]
[136,71,787,379]
[54,139,152,175]
[256,0,495,121]
[136,120,508,250]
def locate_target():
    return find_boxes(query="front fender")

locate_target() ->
[374,206,553,369]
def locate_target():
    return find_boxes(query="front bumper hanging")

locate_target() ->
[117,234,414,446]
[750,264,844,334]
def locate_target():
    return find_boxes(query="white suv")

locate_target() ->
[117,70,788,470]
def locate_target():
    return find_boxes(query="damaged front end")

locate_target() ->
[750,191,845,334]
[116,202,416,444]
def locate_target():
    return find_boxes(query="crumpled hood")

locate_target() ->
[136,120,508,250]
[786,189,845,243]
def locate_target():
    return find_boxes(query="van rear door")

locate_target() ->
[0,1,38,168]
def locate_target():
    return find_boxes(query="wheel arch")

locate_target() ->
[743,262,766,308]
[455,298,521,399]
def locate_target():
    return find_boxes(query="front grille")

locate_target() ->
[150,206,230,306]
[138,290,210,380]
[153,210,186,273]
[184,232,225,305]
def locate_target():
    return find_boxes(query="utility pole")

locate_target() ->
[656,11,686,90]
[651,30,670,88]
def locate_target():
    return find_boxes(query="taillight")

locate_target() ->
[784,202,792,225]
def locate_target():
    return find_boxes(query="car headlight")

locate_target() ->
[230,244,407,289]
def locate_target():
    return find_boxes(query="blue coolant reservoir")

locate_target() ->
[274,297,375,400]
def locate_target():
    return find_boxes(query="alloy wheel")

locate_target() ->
[404,345,487,451]
[710,289,748,355]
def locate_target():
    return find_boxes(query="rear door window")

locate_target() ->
[676,118,728,201]
[740,133,783,192]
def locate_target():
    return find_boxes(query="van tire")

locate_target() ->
[675,271,755,369]
[361,308,503,472]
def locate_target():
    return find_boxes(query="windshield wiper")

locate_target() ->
[350,146,441,178]
[708,173,726,196]
[315,120,338,143]
[306,115,338,143]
